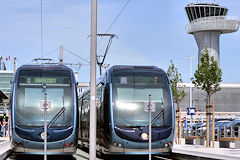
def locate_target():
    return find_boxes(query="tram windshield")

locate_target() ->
[112,70,172,128]
[15,70,73,128]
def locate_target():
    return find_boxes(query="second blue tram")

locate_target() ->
[78,65,175,155]
[10,65,78,155]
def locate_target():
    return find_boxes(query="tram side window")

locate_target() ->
[97,85,103,108]
[79,98,83,111]
[82,93,90,122]
[97,85,103,119]
[79,97,83,119]
[103,84,110,135]
[96,84,104,131]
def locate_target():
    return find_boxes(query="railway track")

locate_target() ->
[4,150,217,160]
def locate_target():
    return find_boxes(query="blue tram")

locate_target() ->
[10,65,78,155]
[78,65,175,155]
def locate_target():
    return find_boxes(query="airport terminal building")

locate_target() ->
[0,70,13,124]
[179,83,240,119]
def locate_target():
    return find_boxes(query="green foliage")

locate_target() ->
[191,47,222,104]
[167,60,186,108]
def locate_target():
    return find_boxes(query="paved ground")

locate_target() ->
[0,137,11,160]
[173,138,240,160]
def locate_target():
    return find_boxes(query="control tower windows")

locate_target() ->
[191,7,196,20]
[185,4,228,22]
[200,7,204,17]
[196,7,200,18]
[223,9,228,16]
[205,7,209,16]
[215,7,220,16]
[186,7,193,21]
[220,8,224,16]
[210,7,215,16]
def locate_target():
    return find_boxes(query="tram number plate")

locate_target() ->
[40,100,52,110]
[144,102,155,112]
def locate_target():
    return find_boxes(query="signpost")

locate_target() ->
[40,93,49,160]
[144,95,155,160]
[187,107,196,127]
[148,95,152,160]
[187,107,196,116]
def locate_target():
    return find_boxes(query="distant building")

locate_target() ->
[179,83,240,119]
[77,82,90,97]
[0,70,14,113]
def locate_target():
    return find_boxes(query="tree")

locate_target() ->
[167,60,186,108]
[191,47,222,147]
[191,47,222,108]
[167,60,186,144]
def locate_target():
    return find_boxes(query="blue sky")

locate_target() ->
[0,0,239,82]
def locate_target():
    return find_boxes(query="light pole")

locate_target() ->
[185,56,196,125]
[89,0,97,160]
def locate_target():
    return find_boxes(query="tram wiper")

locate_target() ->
[47,97,65,128]
[148,100,165,127]
[47,107,65,128]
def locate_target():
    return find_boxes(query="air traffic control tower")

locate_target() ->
[185,3,240,63]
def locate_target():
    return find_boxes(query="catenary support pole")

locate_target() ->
[89,0,97,159]
[185,56,196,126]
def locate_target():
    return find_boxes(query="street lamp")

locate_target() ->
[185,56,196,125]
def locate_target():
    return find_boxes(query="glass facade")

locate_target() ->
[0,71,13,112]
[0,71,14,94]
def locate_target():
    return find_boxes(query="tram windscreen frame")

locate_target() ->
[112,70,172,128]
[15,69,73,128]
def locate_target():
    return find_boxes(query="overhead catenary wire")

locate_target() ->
[64,48,90,64]
[97,34,116,75]
[29,47,90,66]
[86,0,130,61]
[29,49,59,64]
[97,0,130,46]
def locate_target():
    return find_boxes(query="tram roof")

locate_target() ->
[110,65,164,72]
[18,65,72,71]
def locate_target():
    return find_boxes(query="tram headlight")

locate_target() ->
[141,132,149,140]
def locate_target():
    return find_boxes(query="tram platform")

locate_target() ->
[173,138,240,160]
[0,137,11,160]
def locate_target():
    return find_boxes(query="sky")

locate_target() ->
[0,0,239,82]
